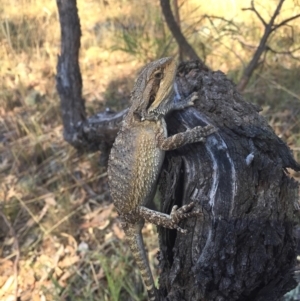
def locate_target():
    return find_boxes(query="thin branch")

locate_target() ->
[233,37,257,50]
[198,15,245,67]
[267,46,300,54]
[266,0,285,28]
[266,45,300,60]
[160,0,201,62]
[237,0,285,92]
[272,13,300,31]
[242,0,267,27]
[203,15,240,31]
[258,72,300,101]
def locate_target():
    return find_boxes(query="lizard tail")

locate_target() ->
[123,222,158,301]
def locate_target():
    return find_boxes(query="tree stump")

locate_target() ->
[157,61,299,301]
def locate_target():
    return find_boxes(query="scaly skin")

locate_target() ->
[108,57,216,301]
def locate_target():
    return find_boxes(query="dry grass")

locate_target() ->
[0,0,299,300]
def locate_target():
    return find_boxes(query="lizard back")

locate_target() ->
[108,119,166,216]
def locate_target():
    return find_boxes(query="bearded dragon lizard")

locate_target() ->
[107,57,216,301]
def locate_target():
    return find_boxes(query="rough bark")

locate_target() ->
[157,61,300,300]
[56,1,300,300]
[56,0,86,148]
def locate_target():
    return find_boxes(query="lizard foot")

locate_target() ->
[169,202,202,233]
[172,92,198,110]
[190,124,217,143]
[186,92,198,106]
[174,92,198,107]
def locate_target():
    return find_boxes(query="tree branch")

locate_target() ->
[242,0,267,27]
[172,0,183,61]
[56,0,86,148]
[266,45,300,60]
[236,0,285,92]
[56,0,126,156]
[272,13,300,31]
[160,0,202,62]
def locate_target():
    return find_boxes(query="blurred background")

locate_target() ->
[0,0,299,300]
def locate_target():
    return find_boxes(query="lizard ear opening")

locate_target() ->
[145,80,160,111]
[148,95,155,106]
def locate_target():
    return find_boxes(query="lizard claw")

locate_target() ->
[169,202,202,233]
[191,124,217,143]
[190,92,198,103]
[186,92,198,106]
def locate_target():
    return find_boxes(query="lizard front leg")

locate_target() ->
[157,124,217,151]
[144,93,198,121]
[168,92,198,112]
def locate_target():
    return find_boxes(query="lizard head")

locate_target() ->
[131,57,177,121]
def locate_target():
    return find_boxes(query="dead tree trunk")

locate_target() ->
[157,61,299,301]
[56,1,300,300]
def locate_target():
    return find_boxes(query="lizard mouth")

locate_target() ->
[142,78,162,120]
[146,77,160,110]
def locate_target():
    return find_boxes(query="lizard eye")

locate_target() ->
[154,71,163,79]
